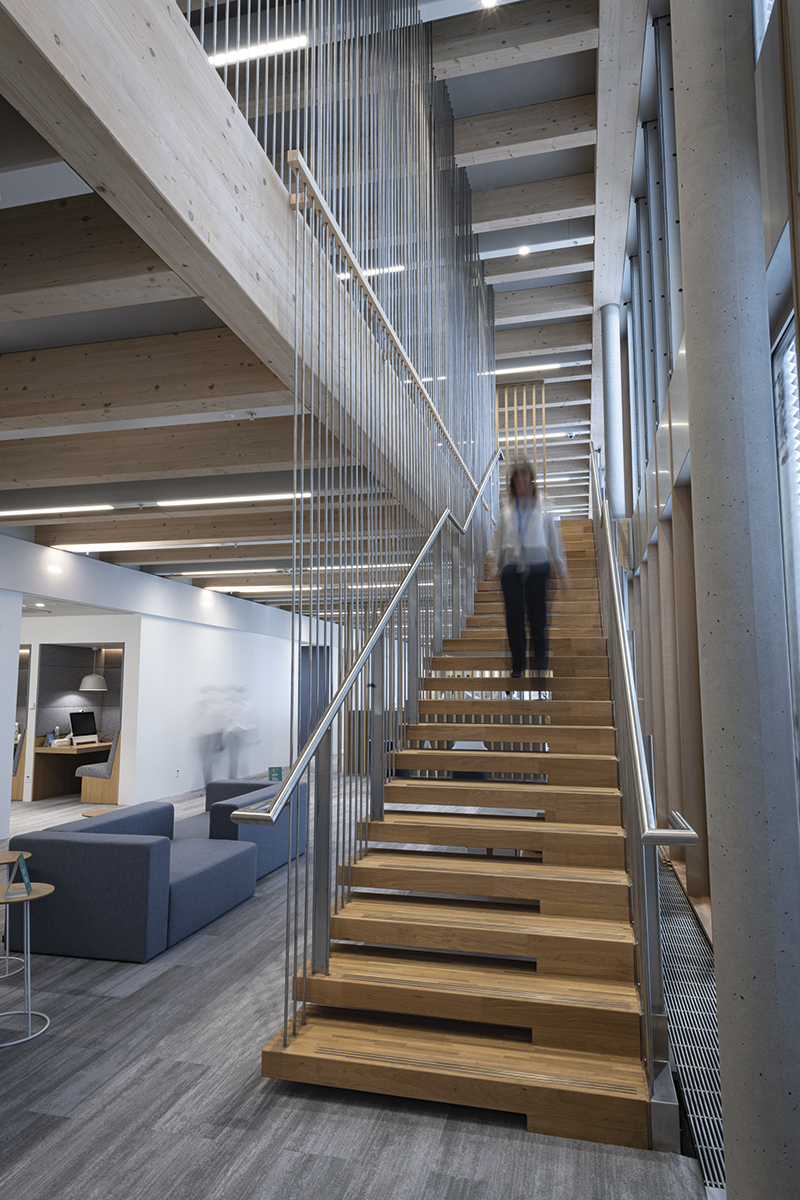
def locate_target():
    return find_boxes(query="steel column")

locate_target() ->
[311,728,333,975]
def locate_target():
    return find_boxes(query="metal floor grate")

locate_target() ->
[658,860,725,1192]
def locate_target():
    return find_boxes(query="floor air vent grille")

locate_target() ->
[658,860,725,1193]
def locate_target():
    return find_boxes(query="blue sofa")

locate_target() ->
[203,779,307,879]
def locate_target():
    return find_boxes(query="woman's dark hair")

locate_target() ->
[508,462,537,498]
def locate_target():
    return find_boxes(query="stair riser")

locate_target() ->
[408,724,616,755]
[364,821,626,868]
[298,975,642,1058]
[339,863,629,919]
[384,783,622,825]
[418,699,614,725]
[443,637,607,656]
[329,912,636,981]
[261,1037,648,1149]
[392,752,618,787]
[421,677,612,700]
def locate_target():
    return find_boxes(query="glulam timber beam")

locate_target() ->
[0,194,194,322]
[494,282,594,325]
[0,416,314,490]
[432,0,599,79]
[0,0,298,385]
[455,95,596,167]
[495,321,593,359]
[484,246,594,286]
[0,328,291,431]
[471,174,595,234]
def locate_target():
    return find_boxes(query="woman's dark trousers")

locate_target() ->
[500,563,552,674]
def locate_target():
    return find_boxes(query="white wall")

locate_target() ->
[134,614,293,803]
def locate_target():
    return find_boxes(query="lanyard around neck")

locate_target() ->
[515,496,534,546]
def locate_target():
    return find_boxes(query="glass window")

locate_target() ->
[772,319,800,783]
[753,0,777,64]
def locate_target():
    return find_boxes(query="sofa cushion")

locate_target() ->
[7,830,170,962]
[50,800,175,840]
[205,779,276,811]
[209,783,306,879]
[167,838,256,947]
[172,812,210,840]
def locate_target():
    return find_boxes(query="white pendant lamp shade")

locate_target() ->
[80,647,108,692]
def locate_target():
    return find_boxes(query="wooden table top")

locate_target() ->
[35,742,112,756]
[0,850,31,865]
[0,882,54,905]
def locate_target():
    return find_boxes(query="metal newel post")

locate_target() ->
[370,632,385,820]
[311,730,332,975]
[433,531,443,656]
[407,574,420,723]
[452,538,461,638]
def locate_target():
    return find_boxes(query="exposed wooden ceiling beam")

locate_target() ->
[432,0,599,80]
[454,95,596,167]
[471,173,595,234]
[495,321,593,359]
[484,246,594,286]
[0,416,312,490]
[0,194,194,322]
[494,282,594,325]
[0,328,291,431]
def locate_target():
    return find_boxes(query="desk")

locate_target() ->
[0,881,54,1045]
[32,741,112,802]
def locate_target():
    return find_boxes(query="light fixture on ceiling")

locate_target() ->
[155,492,311,508]
[518,246,530,255]
[209,33,308,68]
[0,504,113,519]
[80,646,108,693]
[34,603,46,609]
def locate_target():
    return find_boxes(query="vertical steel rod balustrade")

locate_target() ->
[589,451,698,1147]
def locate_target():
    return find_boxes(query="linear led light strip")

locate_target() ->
[157,492,311,507]
[337,265,405,281]
[182,563,411,577]
[0,504,113,518]
[207,582,401,594]
[209,34,308,68]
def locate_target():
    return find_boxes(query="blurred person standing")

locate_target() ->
[495,462,569,677]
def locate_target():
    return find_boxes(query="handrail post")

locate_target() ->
[452,537,461,638]
[433,531,443,656]
[407,575,420,724]
[370,632,385,820]
[311,729,333,975]
[466,522,475,616]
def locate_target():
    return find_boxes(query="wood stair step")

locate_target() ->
[430,655,609,677]
[465,617,602,632]
[392,747,618,787]
[340,850,630,918]
[329,893,636,980]
[383,778,622,824]
[444,635,607,655]
[407,721,616,754]
[299,946,642,1056]
[474,600,600,615]
[418,698,614,724]
[367,812,626,867]
[421,676,612,700]
[261,1007,648,1146]
[477,578,598,591]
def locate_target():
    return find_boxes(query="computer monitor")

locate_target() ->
[70,711,98,745]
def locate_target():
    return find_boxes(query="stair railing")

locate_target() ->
[231,450,500,1044]
[589,449,698,1151]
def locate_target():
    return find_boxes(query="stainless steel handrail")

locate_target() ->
[589,454,698,847]
[231,449,501,827]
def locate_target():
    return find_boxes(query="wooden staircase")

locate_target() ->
[262,518,650,1148]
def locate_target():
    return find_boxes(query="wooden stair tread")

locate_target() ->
[383,778,621,800]
[430,657,610,676]
[348,848,629,885]
[407,722,616,753]
[373,811,626,840]
[261,1007,649,1146]
[334,892,635,943]
[447,635,607,653]
[420,677,612,699]
[393,748,618,787]
[418,698,614,723]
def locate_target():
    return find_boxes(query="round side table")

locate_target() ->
[0,851,31,980]
[0,881,54,1046]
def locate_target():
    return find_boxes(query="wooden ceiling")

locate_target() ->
[0,0,645,600]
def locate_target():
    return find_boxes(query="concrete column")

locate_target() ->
[671,0,800,1193]
[601,303,626,518]
[0,589,23,842]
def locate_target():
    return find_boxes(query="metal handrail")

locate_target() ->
[589,453,698,847]
[231,449,501,828]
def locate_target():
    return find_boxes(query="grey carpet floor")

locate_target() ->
[0,864,708,1200]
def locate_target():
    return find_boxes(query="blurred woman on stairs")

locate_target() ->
[496,462,569,677]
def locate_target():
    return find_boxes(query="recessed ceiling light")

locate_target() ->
[35,603,46,608]
[47,565,62,574]
[0,504,113,518]
[156,492,311,508]
[518,246,530,256]
[481,0,497,7]
[209,33,307,68]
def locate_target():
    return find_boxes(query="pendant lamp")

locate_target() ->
[80,646,108,692]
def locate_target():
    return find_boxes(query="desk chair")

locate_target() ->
[76,731,121,805]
